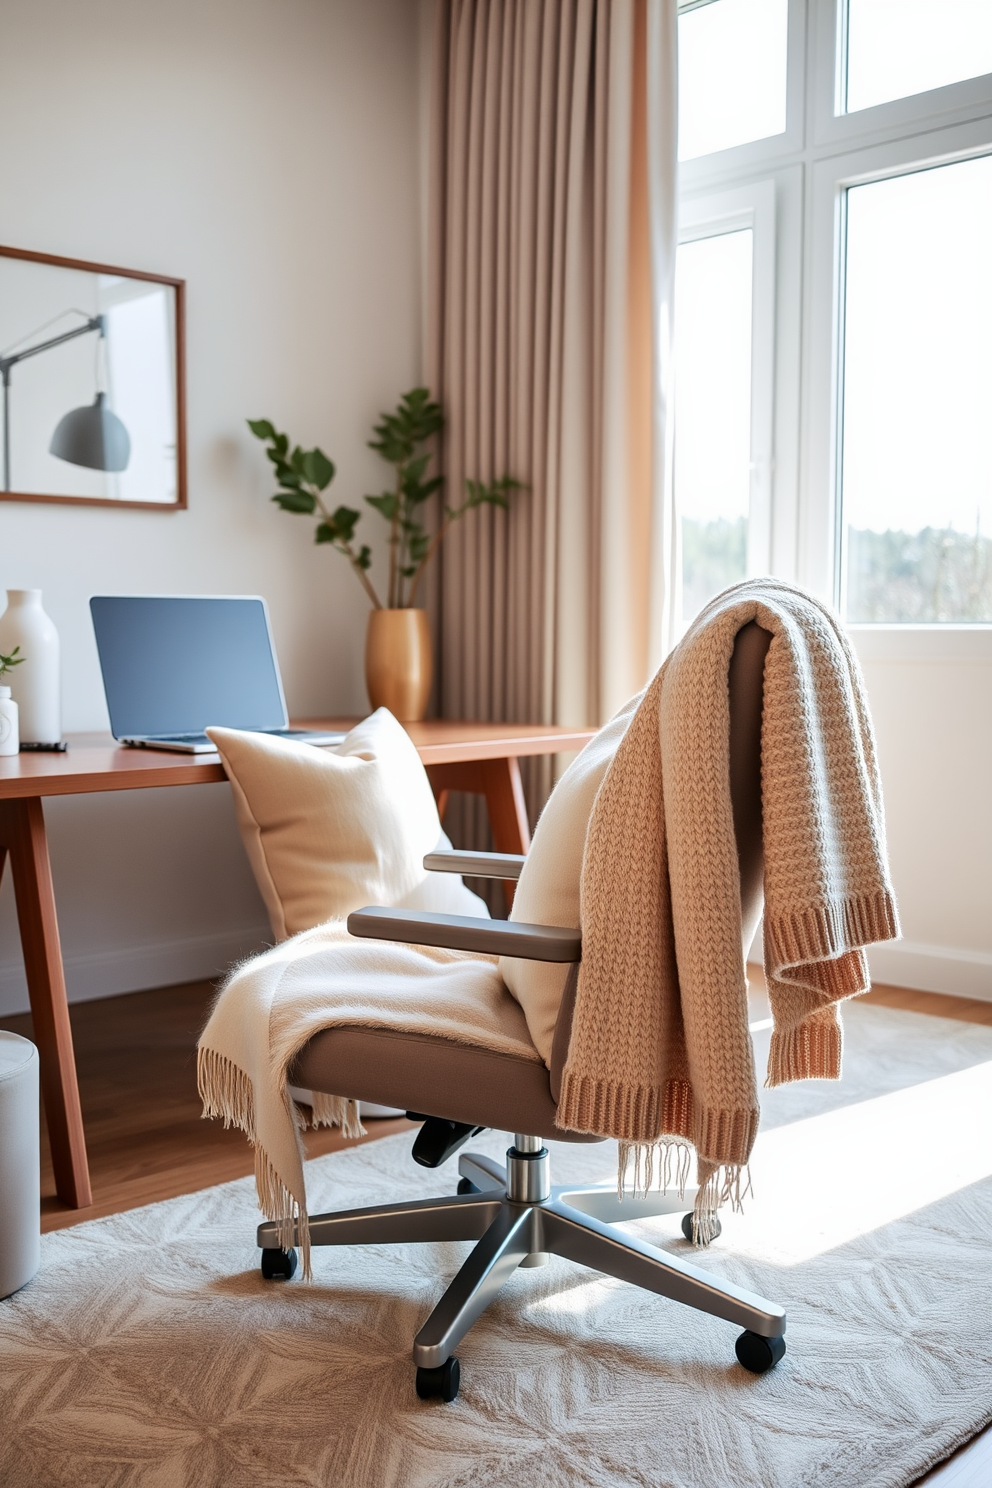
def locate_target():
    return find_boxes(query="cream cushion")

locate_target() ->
[208,709,488,941]
[499,693,641,1064]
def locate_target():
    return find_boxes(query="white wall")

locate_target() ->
[0,0,423,1014]
[853,630,992,1002]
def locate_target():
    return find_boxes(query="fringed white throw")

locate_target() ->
[557,579,901,1240]
[198,924,541,1276]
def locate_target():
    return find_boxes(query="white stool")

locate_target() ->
[0,1032,40,1299]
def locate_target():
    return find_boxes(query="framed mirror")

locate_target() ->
[0,246,185,509]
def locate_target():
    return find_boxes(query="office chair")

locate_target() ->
[257,622,785,1402]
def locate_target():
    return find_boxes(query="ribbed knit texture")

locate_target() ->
[557,580,900,1235]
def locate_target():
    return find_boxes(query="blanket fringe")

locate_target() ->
[309,1091,366,1139]
[198,1044,258,1143]
[690,1159,752,1246]
[614,1139,752,1247]
[617,1139,692,1201]
[197,1045,314,1279]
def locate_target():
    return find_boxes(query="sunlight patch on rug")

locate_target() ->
[740,1058,992,1263]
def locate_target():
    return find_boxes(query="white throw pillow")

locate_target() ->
[499,693,641,1064]
[208,708,488,941]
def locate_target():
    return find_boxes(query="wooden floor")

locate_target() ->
[2,976,990,1485]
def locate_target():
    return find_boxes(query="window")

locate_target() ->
[678,0,789,160]
[845,0,992,114]
[676,230,753,619]
[676,0,992,626]
[674,183,776,622]
[840,156,992,622]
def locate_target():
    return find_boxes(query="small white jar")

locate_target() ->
[0,684,18,756]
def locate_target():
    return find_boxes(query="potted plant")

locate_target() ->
[248,389,522,720]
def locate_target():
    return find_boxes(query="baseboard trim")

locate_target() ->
[0,923,272,1017]
[867,940,992,1002]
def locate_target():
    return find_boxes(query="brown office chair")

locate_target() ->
[257,622,785,1402]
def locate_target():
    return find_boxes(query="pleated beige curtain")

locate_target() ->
[426,0,678,831]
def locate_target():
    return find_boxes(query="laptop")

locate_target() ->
[90,595,347,753]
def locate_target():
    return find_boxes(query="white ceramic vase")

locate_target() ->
[0,590,61,745]
[0,686,18,756]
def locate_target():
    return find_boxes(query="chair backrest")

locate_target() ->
[549,619,772,1098]
[729,619,772,945]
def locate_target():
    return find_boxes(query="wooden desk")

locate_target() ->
[0,720,594,1210]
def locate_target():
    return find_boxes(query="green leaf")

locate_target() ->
[368,387,445,468]
[274,466,304,489]
[315,522,338,544]
[331,504,362,541]
[366,492,399,520]
[459,474,527,513]
[0,645,24,677]
[402,453,431,489]
[247,418,276,440]
[274,432,289,456]
[368,433,409,465]
[356,545,372,570]
[301,447,335,491]
[272,490,316,514]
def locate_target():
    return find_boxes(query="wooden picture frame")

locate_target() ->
[0,244,186,511]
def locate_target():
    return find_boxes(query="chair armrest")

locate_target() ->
[423,849,527,881]
[347,906,581,962]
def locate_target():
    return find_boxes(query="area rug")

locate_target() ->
[2,1000,992,1488]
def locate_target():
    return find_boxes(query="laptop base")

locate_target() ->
[122,728,346,754]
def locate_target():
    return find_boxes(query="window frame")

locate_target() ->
[675,0,992,639]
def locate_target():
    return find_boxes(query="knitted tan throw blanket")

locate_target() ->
[557,580,900,1237]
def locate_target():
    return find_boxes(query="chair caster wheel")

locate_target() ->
[680,1212,722,1243]
[260,1247,297,1280]
[416,1356,460,1402]
[457,1177,480,1195]
[735,1331,786,1374]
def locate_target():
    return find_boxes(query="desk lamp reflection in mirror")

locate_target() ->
[0,245,186,509]
[1,312,131,491]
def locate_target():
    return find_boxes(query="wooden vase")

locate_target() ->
[365,608,433,721]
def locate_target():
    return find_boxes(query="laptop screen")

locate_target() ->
[90,595,288,738]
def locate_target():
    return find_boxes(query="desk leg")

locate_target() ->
[480,757,532,858]
[0,799,92,1208]
[426,758,531,907]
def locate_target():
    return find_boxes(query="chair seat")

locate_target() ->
[290,1026,601,1143]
